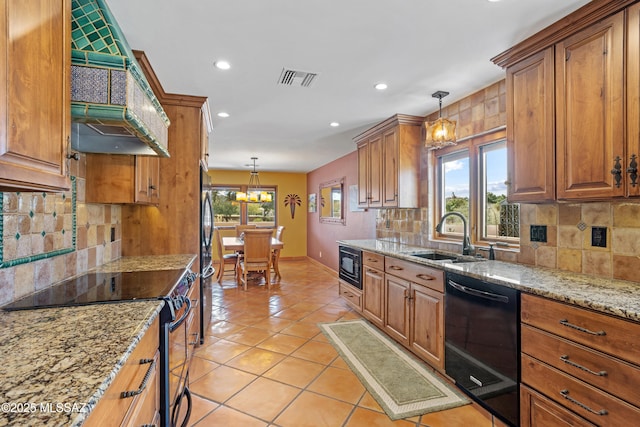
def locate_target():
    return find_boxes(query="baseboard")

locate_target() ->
[306,256,338,276]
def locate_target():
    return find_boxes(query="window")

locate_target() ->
[434,132,519,247]
[212,186,277,227]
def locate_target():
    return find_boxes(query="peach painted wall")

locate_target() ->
[307,151,376,271]
[207,169,307,259]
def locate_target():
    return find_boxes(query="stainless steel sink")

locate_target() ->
[404,252,458,261]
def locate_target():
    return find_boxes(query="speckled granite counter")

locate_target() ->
[95,254,196,273]
[0,301,162,427]
[339,239,640,322]
[0,254,197,426]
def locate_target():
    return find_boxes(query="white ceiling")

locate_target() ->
[106,0,591,173]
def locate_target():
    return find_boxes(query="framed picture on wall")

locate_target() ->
[308,193,317,212]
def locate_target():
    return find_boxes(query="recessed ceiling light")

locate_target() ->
[217,112,230,118]
[214,60,231,70]
[487,0,501,2]
[374,83,388,90]
[330,122,340,127]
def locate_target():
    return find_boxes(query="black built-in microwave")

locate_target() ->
[338,245,362,289]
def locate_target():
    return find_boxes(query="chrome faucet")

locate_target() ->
[435,212,474,256]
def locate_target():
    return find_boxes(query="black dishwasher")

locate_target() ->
[445,272,520,426]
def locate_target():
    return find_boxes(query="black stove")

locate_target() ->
[2,269,189,311]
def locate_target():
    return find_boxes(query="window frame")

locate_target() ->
[211,184,278,228]
[432,128,519,249]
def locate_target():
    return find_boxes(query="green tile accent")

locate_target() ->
[41,231,46,238]
[15,233,20,240]
[29,211,34,218]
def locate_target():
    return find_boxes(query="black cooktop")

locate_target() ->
[3,269,187,311]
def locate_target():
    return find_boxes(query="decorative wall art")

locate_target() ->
[284,193,302,219]
[308,193,317,213]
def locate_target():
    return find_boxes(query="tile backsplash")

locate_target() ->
[376,201,640,283]
[0,155,121,305]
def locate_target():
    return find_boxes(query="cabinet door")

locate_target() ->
[626,3,640,197]
[357,141,370,207]
[520,385,596,427]
[556,11,625,200]
[382,127,398,207]
[506,48,555,202]
[368,134,383,207]
[410,284,444,370]
[135,156,160,205]
[362,267,384,327]
[0,0,71,192]
[384,274,410,345]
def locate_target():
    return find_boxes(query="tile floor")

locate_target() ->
[186,259,495,427]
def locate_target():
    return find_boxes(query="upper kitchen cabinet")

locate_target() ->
[0,0,71,192]
[200,102,212,171]
[494,1,637,202]
[355,115,423,209]
[555,12,624,200]
[505,48,555,202]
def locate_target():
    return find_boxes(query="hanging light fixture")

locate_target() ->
[236,157,272,203]
[424,90,457,150]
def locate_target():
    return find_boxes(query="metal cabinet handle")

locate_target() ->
[366,258,379,263]
[627,154,638,187]
[560,355,607,377]
[415,273,434,281]
[611,156,623,188]
[559,389,608,416]
[121,358,156,398]
[389,266,403,271]
[559,319,606,336]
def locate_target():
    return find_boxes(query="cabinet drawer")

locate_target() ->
[522,353,640,426]
[363,251,384,269]
[123,350,159,427]
[521,384,596,427]
[385,257,444,292]
[521,294,640,366]
[339,281,362,310]
[86,318,159,426]
[522,325,640,407]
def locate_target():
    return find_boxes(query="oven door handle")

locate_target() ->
[202,263,215,279]
[448,280,510,304]
[169,296,192,332]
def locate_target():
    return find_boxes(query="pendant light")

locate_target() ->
[236,157,272,203]
[424,91,457,150]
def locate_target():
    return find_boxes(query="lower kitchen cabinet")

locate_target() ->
[384,256,444,371]
[339,280,362,311]
[362,251,385,327]
[520,294,640,426]
[85,317,160,426]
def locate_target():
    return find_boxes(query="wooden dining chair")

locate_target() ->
[237,229,273,290]
[235,224,257,236]
[214,228,239,283]
[271,226,285,279]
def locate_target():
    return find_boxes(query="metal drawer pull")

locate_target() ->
[560,355,607,377]
[415,273,434,281]
[559,389,608,416]
[367,258,379,263]
[389,266,403,271]
[559,319,606,336]
[121,358,156,398]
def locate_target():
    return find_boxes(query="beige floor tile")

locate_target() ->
[225,347,285,375]
[345,407,416,426]
[195,338,251,364]
[279,321,322,339]
[224,326,274,346]
[255,333,308,355]
[418,403,492,427]
[186,394,219,426]
[189,355,219,382]
[290,340,339,365]
[225,377,301,422]
[190,365,257,403]
[263,356,325,388]
[193,405,268,427]
[273,390,354,427]
[307,366,366,404]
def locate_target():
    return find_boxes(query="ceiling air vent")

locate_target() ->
[278,68,318,87]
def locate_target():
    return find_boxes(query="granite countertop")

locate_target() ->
[0,254,197,426]
[0,301,163,427]
[339,239,640,323]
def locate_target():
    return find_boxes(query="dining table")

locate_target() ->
[221,236,284,252]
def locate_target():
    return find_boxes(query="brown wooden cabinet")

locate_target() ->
[384,256,445,371]
[521,385,597,427]
[85,317,160,427]
[625,2,640,197]
[199,102,212,171]
[520,293,640,426]
[85,154,160,205]
[0,0,71,192]
[355,115,422,208]
[555,11,625,200]
[362,251,385,327]
[505,48,555,202]
[339,280,362,311]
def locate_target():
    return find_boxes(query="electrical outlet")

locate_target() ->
[591,227,607,248]
[530,225,547,243]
